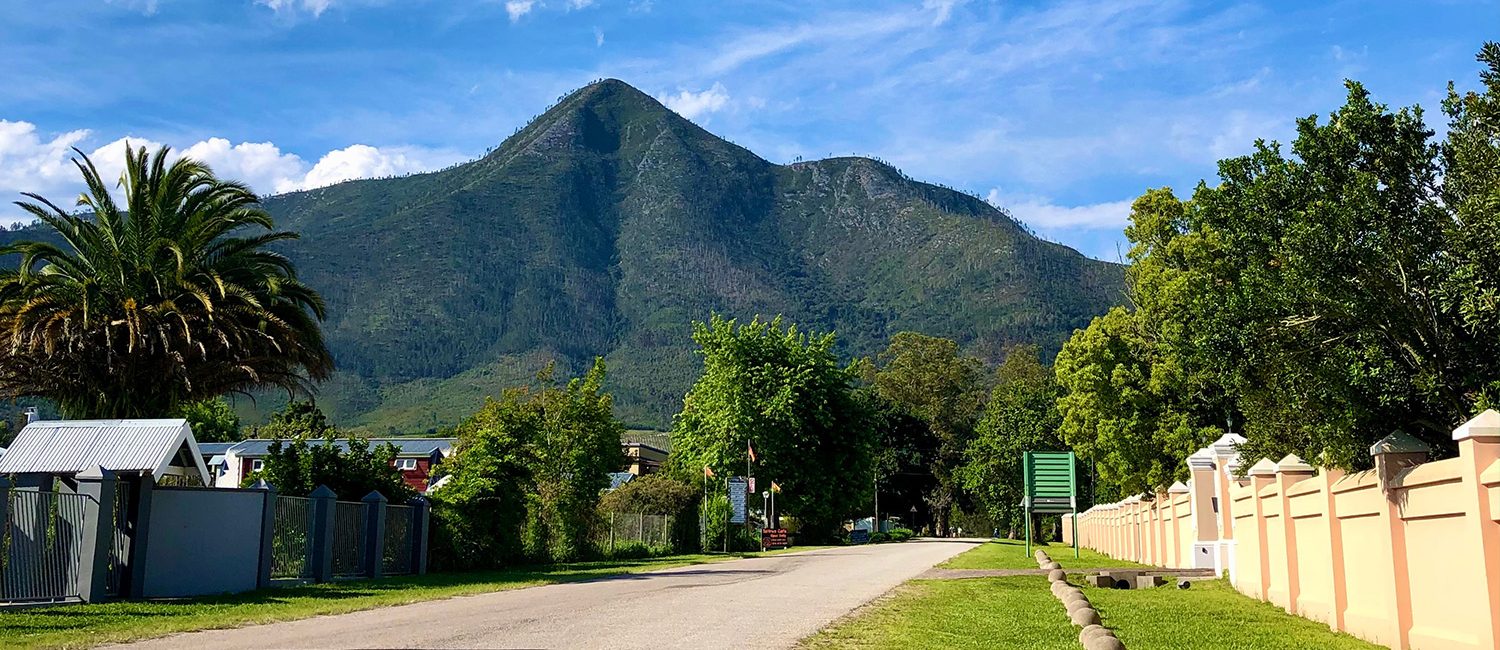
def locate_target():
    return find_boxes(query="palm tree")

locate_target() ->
[0,144,332,418]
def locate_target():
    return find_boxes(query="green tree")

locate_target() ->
[1054,308,1213,496]
[961,345,1062,539]
[244,402,413,501]
[1111,45,1500,468]
[669,315,873,541]
[598,475,698,515]
[874,332,985,536]
[430,359,623,566]
[0,145,331,418]
[173,397,240,443]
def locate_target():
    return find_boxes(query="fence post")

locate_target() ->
[410,495,430,575]
[74,466,116,603]
[1247,458,1278,601]
[609,512,616,554]
[1453,410,1500,649]
[362,491,387,579]
[309,485,337,583]
[126,476,154,599]
[253,479,278,589]
[1274,454,1315,614]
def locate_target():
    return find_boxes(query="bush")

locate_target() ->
[888,527,914,542]
[871,531,891,543]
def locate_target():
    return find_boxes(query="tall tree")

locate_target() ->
[962,345,1062,539]
[874,331,985,536]
[173,397,241,443]
[669,315,873,540]
[1054,308,1213,496]
[429,359,623,566]
[1112,45,1500,468]
[0,145,331,418]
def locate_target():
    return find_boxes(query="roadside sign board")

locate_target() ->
[728,477,748,524]
[1023,451,1079,559]
[762,528,789,550]
[849,529,869,544]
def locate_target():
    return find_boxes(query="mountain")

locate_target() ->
[6,79,1125,432]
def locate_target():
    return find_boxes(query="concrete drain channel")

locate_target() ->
[1035,549,1124,650]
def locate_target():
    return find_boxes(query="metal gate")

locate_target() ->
[270,495,315,581]
[0,489,90,603]
[105,481,135,597]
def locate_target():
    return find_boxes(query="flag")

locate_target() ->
[748,441,757,463]
[770,481,781,493]
[703,465,714,478]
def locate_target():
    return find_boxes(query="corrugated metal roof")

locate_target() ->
[0,419,194,477]
[196,442,236,456]
[227,437,456,458]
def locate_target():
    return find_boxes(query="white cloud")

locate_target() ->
[660,83,731,120]
[505,0,534,22]
[986,189,1133,230]
[300,144,453,189]
[257,0,336,17]
[567,0,594,9]
[0,120,467,224]
[923,0,962,26]
[594,27,605,47]
[183,138,306,194]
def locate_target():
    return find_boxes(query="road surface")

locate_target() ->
[118,538,983,649]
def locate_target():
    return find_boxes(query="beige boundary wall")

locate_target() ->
[1062,410,1500,650]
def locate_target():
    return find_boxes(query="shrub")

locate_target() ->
[871,531,891,543]
[888,527,915,542]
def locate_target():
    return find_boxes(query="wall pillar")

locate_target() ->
[1372,431,1426,649]
[1247,458,1278,601]
[253,479,278,589]
[126,476,154,599]
[1274,455,1315,614]
[74,467,116,603]
[309,485,337,583]
[1453,410,1500,650]
[362,491,387,579]
[410,496,430,575]
[1320,467,1348,633]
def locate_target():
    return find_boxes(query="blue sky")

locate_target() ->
[1,0,1495,260]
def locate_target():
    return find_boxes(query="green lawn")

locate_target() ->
[802,577,1078,650]
[939,538,1149,570]
[0,548,821,649]
[1084,578,1379,649]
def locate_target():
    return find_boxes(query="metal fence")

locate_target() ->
[270,495,315,581]
[382,504,414,575]
[597,513,675,555]
[104,483,134,597]
[0,489,90,603]
[330,502,366,578]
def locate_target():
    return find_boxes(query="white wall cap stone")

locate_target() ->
[1168,481,1190,494]
[1453,409,1500,442]
[1369,430,1430,456]
[1186,448,1216,470]
[1211,432,1247,457]
[1274,454,1314,473]
[1247,458,1279,477]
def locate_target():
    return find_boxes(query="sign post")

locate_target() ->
[1022,451,1080,559]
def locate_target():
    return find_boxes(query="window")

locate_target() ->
[396,458,418,471]
[251,459,264,472]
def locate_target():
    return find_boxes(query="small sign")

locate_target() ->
[728,477,748,524]
[748,477,756,493]
[850,529,870,544]
[762,528,789,550]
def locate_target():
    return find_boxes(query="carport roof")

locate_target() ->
[0,419,210,484]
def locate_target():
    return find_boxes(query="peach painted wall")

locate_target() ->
[1064,410,1500,650]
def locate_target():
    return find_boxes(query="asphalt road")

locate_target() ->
[118,538,983,650]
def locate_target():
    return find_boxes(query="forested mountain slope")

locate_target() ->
[2,79,1124,431]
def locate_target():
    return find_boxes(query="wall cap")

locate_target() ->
[1453,409,1500,442]
[1369,430,1429,456]
[1247,458,1278,477]
[1167,481,1190,494]
[1186,447,1216,470]
[1210,432,1247,458]
[1275,454,1314,474]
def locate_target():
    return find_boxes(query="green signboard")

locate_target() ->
[1023,451,1079,558]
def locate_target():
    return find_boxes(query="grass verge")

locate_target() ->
[1,547,824,649]
[801,576,1077,650]
[1083,577,1379,649]
[938,538,1150,570]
